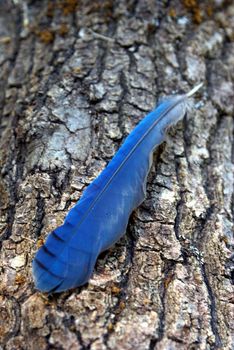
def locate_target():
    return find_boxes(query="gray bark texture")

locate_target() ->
[0,0,233,349]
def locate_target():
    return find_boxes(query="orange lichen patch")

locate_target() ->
[143,297,152,305]
[15,274,26,285]
[183,0,203,24]
[107,322,114,331]
[115,300,126,314]
[73,67,82,74]
[206,5,213,17]
[119,301,125,310]
[183,0,197,7]
[168,8,176,18]
[58,23,69,36]
[60,0,78,16]
[38,29,55,44]
[37,238,45,248]
[45,0,78,17]
[111,285,121,294]
[193,7,202,24]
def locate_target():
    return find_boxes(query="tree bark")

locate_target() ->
[0,1,233,349]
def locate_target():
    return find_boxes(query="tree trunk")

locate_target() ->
[0,1,233,349]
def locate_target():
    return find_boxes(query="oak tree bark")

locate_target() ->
[0,1,233,349]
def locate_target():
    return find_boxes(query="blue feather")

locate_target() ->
[32,84,202,293]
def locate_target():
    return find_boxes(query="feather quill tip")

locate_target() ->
[186,83,203,98]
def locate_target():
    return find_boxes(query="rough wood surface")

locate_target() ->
[0,1,233,349]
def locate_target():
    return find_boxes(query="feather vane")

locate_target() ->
[32,84,202,293]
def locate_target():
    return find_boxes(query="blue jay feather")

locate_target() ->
[32,84,202,293]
